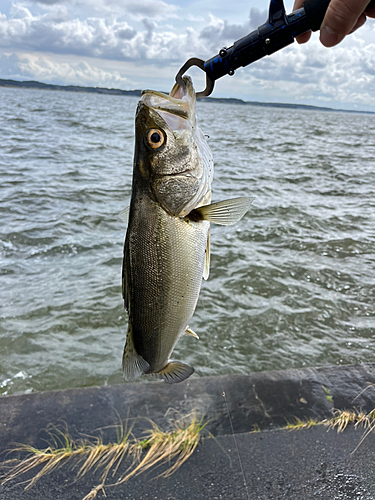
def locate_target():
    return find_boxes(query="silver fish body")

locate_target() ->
[122,77,251,384]
[123,192,209,381]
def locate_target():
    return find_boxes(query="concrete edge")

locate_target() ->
[1,363,375,451]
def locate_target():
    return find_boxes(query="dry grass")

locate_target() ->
[83,412,208,500]
[284,407,375,454]
[324,408,375,432]
[1,412,208,500]
[285,417,321,430]
[1,426,89,490]
[323,408,375,453]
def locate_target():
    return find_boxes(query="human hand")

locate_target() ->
[293,0,375,47]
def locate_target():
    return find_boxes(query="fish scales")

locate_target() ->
[127,192,208,373]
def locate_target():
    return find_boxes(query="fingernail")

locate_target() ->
[320,26,339,47]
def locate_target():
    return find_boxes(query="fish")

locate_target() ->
[122,76,252,384]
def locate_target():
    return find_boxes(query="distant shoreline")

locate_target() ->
[1,78,373,115]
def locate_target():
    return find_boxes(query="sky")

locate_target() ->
[0,0,375,111]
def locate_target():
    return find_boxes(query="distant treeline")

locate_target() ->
[0,78,373,114]
[0,78,142,97]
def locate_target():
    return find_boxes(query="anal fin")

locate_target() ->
[122,326,150,381]
[157,361,194,384]
[185,327,199,339]
[203,229,210,280]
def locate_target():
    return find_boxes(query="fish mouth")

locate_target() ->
[161,167,193,178]
[141,77,196,129]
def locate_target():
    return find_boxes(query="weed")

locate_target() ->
[1,412,208,500]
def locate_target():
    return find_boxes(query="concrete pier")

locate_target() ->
[1,364,375,499]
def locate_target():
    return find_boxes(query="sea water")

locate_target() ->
[1,87,374,395]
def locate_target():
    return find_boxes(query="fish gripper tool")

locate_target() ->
[176,0,375,98]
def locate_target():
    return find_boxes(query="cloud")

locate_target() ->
[198,9,268,53]
[119,0,178,18]
[0,4,184,61]
[0,1,374,110]
[31,0,70,5]
[25,0,179,17]
[0,4,204,62]
[0,4,265,62]
[0,6,139,59]
[0,52,133,88]
[116,26,137,40]
[200,13,250,42]
[235,35,375,107]
[249,8,267,30]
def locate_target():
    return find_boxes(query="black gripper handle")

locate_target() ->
[202,0,375,84]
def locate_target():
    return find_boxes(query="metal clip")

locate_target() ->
[175,58,215,98]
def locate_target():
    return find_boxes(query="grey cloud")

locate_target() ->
[104,0,178,18]
[199,25,215,40]
[29,0,70,4]
[200,21,248,42]
[249,8,267,30]
[142,18,155,33]
[199,19,251,53]
[307,60,326,69]
[117,27,137,40]
[0,53,33,79]
[198,9,267,53]
[361,58,375,75]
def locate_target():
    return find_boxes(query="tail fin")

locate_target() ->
[122,326,150,381]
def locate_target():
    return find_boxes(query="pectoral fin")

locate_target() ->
[195,197,254,226]
[122,326,150,381]
[157,361,194,384]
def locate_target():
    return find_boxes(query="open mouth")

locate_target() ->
[141,77,196,130]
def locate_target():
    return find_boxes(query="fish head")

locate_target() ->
[134,76,213,216]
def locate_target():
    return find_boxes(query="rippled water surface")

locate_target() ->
[1,87,375,395]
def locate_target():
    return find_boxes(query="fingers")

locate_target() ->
[293,0,304,8]
[349,13,367,33]
[293,0,311,44]
[364,5,375,18]
[295,31,312,44]
[293,0,373,47]
[320,0,371,47]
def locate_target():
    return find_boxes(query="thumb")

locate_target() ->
[320,0,370,47]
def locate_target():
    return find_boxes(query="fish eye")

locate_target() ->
[146,129,165,149]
